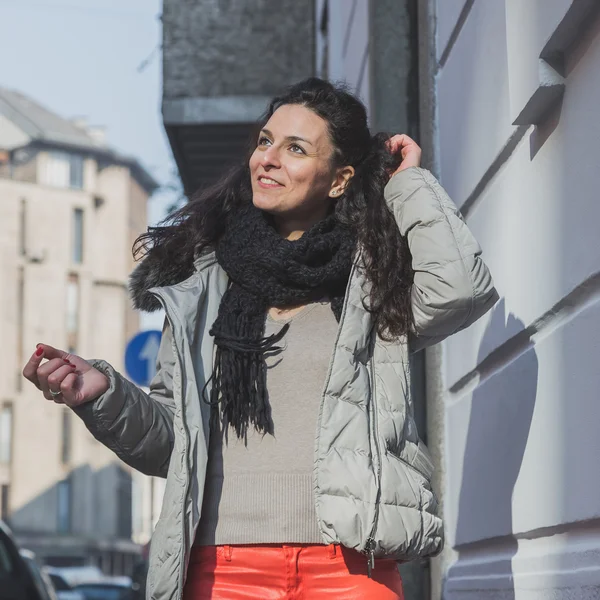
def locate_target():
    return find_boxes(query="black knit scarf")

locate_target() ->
[205,203,355,439]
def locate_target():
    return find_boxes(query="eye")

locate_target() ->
[258,136,271,147]
[289,143,306,155]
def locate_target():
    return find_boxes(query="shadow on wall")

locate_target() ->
[8,462,134,571]
[445,299,539,599]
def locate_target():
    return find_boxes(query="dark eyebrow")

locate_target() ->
[261,129,314,147]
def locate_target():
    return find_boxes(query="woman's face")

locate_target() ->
[249,104,352,233]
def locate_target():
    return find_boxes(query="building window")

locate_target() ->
[42,151,84,190]
[61,409,71,465]
[19,199,27,256]
[16,268,24,392]
[0,485,9,522]
[66,274,79,353]
[72,209,84,264]
[0,404,13,465]
[69,155,84,189]
[57,479,71,533]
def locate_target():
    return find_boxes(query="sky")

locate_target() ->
[0,0,176,225]
[0,0,175,330]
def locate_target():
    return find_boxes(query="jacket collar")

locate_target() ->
[128,248,216,313]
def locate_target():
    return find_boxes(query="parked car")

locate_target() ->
[19,550,59,600]
[45,567,132,600]
[73,582,133,600]
[0,520,43,600]
[44,568,85,600]
[44,566,105,587]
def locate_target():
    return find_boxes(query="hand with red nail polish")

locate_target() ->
[22,344,109,406]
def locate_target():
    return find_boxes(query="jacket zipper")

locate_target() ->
[313,260,358,545]
[313,255,382,578]
[366,354,382,578]
[149,289,191,600]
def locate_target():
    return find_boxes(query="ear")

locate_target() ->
[329,165,355,198]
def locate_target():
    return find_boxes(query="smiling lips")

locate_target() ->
[257,175,284,188]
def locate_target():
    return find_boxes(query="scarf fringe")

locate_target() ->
[205,204,355,440]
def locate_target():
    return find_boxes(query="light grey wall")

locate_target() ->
[317,0,371,117]
[315,0,420,134]
[10,464,131,540]
[429,0,600,598]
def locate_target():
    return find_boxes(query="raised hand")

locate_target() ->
[22,345,109,407]
[387,134,422,177]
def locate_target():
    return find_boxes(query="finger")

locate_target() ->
[40,344,70,362]
[388,134,410,153]
[47,363,77,392]
[386,135,402,154]
[44,368,76,401]
[44,364,75,401]
[22,345,46,389]
[394,135,422,158]
[42,345,88,371]
[59,372,81,406]
[38,359,75,400]
[38,358,67,398]
[399,134,417,147]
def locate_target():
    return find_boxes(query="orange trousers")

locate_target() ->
[183,544,404,600]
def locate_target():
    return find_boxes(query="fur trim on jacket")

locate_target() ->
[129,250,196,313]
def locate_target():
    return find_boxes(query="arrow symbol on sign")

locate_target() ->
[139,334,161,386]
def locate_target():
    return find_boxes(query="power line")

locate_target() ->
[137,44,162,73]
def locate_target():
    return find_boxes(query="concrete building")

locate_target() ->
[0,87,157,574]
[161,0,315,192]
[427,1,600,599]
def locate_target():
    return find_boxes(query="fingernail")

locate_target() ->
[63,359,70,364]
[36,348,44,356]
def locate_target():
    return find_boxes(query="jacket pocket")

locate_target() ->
[400,443,439,516]
[385,443,437,511]
[411,439,435,481]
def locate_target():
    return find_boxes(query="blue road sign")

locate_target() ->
[125,330,162,387]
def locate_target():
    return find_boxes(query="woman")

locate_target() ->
[23,78,497,599]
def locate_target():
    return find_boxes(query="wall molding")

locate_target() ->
[445,518,600,598]
[448,270,600,401]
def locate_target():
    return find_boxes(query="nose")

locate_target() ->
[260,144,281,170]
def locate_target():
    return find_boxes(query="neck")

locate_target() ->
[275,211,327,241]
[278,223,307,241]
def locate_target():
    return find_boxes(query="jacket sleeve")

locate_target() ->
[73,318,176,478]
[384,167,499,352]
